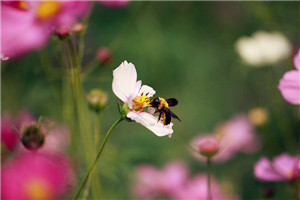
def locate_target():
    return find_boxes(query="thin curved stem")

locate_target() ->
[207,158,212,200]
[73,117,123,200]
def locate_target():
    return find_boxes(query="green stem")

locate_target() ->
[207,158,212,200]
[81,112,101,200]
[94,113,101,148]
[73,117,123,200]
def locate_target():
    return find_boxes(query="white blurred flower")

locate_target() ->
[235,31,292,66]
[112,60,173,137]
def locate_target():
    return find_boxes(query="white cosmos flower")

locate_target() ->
[112,60,174,137]
[235,31,292,67]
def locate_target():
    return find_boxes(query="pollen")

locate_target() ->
[132,93,150,111]
[36,1,61,21]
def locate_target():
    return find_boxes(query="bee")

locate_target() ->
[149,97,181,125]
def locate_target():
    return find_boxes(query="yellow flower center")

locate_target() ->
[24,178,53,200]
[287,169,293,179]
[36,1,61,21]
[132,92,150,111]
[17,1,29,10]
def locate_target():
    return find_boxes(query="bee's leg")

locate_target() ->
[157,112,162,122]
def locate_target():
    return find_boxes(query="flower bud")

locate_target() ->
[20,123,45,150]
[86,89,108,113]
[72,23,84,34]
[96,47,112,65]
[263,187,275,198]
[197,136,220,158]
[54,25,70,39]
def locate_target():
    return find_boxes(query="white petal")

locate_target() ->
[139,85,156,97]
[112,60,137,103]
[128,80,142,109]
[148,107,156,115]
[127,111,173,137]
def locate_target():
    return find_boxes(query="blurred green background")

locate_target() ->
[2,2,299,199]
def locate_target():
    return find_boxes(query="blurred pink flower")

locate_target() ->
[1,110,34,154]
[1,152,74,199]
[1,1,91,58]
[192,115,260,163]
[278,49,300,105]
[173,174,239,200]
[41,120,71,154]
[213,114,261,162]
[132,160,189,199]
[254,153,300,182]
[99,0,130,8]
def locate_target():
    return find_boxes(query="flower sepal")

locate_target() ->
[118,102,132,122]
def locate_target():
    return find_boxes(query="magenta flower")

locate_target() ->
[1,152,74,199]
[173,174,239,200]
[99,0,130,8]
[132,160,189,199]
[1,110,34,154]
[278,49,300,105]
[1,1,91,58]
[254,153,300,182]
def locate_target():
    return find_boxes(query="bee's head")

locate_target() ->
[150,97,160,107]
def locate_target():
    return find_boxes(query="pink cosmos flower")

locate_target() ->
[213,114,261,162]
[254,153,300,182]
[132,161,189,199]
[173,174,239,200]
[1,110,34,154]
[192,115,260,162]
[99,0,130,8]
[1,152,74,199]
[112,60,174,137]
[1,1,91,58]
[278,49,300,105]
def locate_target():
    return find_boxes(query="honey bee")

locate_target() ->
[149,97,180,125]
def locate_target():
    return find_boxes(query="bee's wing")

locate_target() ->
[168,109,181,122]
[166,98,178,107]
[163,111,171,125]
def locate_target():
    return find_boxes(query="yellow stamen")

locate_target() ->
[17,1,29,10]
[36,1,61,21]
[25,179,53,200]
[132,93,150,111]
